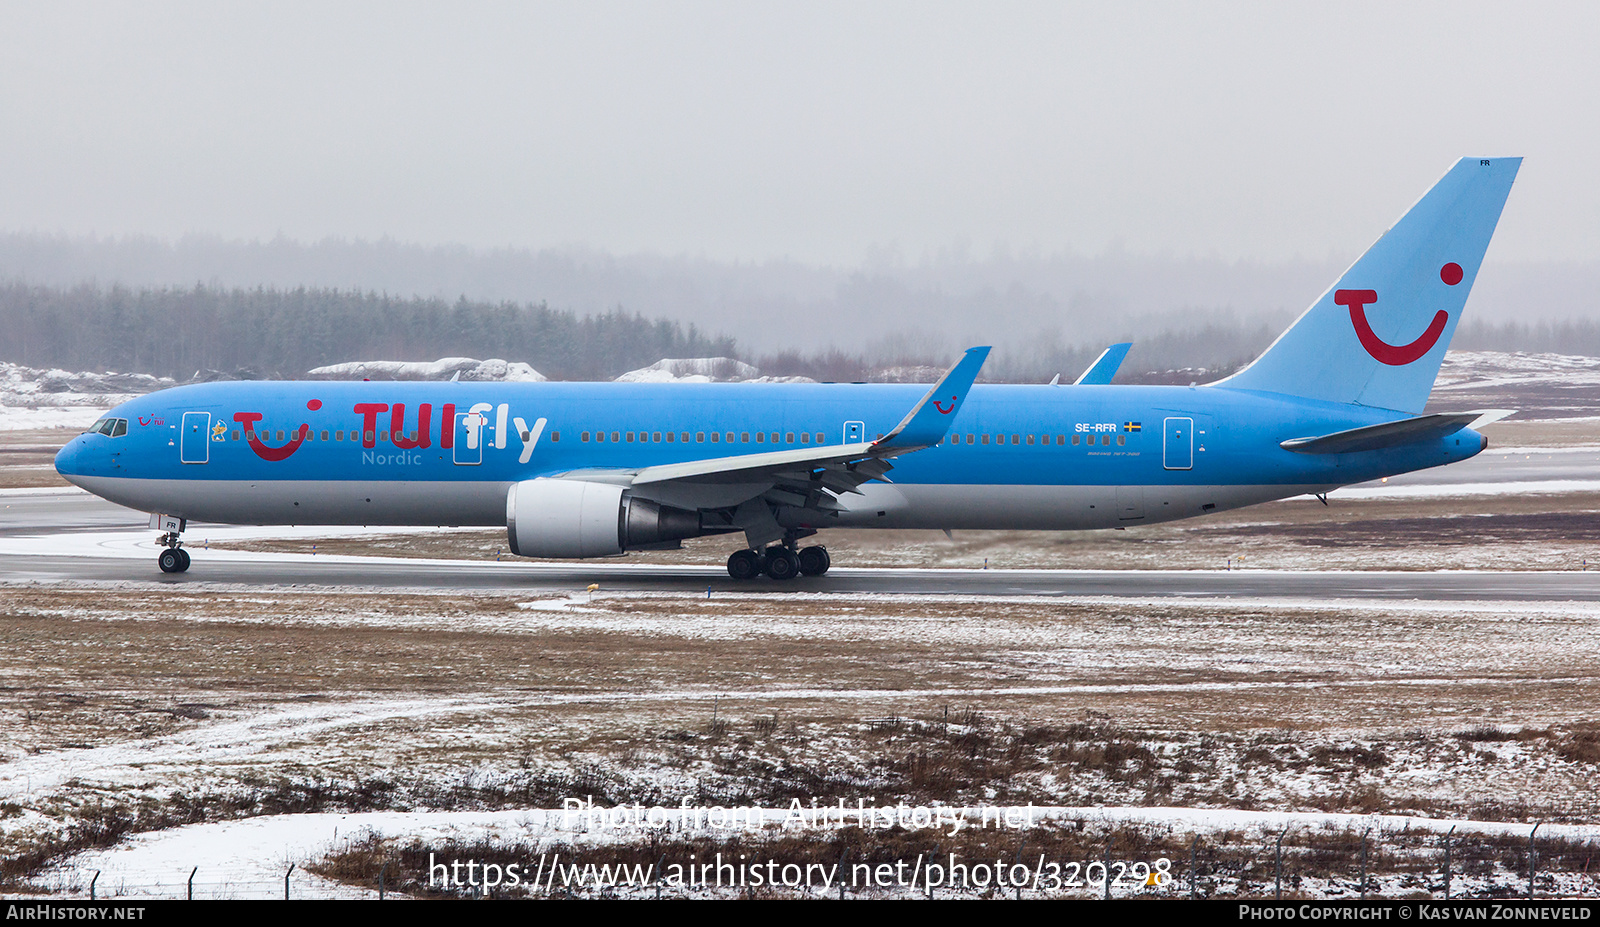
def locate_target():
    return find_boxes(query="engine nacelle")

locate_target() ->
[506,478,706,558]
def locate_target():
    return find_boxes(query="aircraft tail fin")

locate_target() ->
[1215,158,1520,413]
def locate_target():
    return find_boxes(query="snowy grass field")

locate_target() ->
[3,351,1600,899]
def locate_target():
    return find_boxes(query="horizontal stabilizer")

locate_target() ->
[1280,409,1512,455]
[1073,343,1132,385]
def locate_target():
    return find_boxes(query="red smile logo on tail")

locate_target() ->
[1337,271,1458,366]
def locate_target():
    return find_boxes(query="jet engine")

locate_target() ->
[506,478,706,558]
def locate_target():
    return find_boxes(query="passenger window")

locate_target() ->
[612,431,620,443]
[582,431,590,442]
[800,432,810,444]
[981,434,990,445]
[756,432,765,443]
[680,432,689,442]
[814,433,823,443]
[1026,435,1035,445]
[652,432,661,443]
[665,432,675,443]
[1117,435,1126,446]
[1041,435,1050,445]
[1102,435,1110,446]
[1012,434,1020,445]
[365,430,375,442]
[1057,434,1066,444]
[741,432,749,443]
[697,432,706,443]
[710,432,719,443]
[279,430,288,441]
[785,432,794,443]
[626,432,634,442]
[1072,434,1080,445]
[232,430,240,441]
[727,432,735,443]
[320,429,329,441]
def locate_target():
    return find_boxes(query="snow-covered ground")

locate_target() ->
[0,362,174,431]
[32,806,1600,899]
[1435,351,1600,392]
[307,357,546,382]
[613,356,815,383]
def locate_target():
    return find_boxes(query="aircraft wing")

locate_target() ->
[544,347,989,545]
[629,346,989,489]
[1073,343,1132,385]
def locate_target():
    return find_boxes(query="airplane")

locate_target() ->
[55,157,1520,580]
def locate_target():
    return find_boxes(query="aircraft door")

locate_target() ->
[1163,417,1194,470]
[844,421,864,444]
[453,412,486,465]
[180,412,211,464]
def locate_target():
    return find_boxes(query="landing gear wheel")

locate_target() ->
[727,549,762,581]
[175,548,191,572]
[158,549,183,573]
[797,546,831,576]
[762,546,800,581]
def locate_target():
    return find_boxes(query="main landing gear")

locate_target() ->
[156,532,191,573]
[726,544,830,581]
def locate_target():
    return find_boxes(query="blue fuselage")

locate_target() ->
[54,379,1483,534]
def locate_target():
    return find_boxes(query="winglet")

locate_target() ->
[875,346,990,450]
[1073,342,1132,385]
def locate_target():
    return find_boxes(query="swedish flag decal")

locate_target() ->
[1124,421,1142,432]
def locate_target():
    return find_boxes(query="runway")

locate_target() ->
[8,550,1600,601]
[5,443,1599,601]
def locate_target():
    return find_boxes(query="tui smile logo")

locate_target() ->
[932,396,957,414]
[232,399,322,461]
[1337,264,1461,366]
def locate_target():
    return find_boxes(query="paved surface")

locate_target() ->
[6,446,1599,599]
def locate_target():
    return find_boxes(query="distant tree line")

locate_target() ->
[3,278,1596,384]
[1452,318,1600,356]
[0,282,735,381]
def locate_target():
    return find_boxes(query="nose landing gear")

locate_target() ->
[157,544,191,574]
[151,514,192,573]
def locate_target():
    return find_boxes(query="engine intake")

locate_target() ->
[506,478,706,558]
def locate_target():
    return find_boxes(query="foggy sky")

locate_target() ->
[1,1,1595,269]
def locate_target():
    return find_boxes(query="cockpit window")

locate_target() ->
[87,418,127,437]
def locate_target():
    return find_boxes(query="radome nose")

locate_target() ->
[54,436,90,479]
